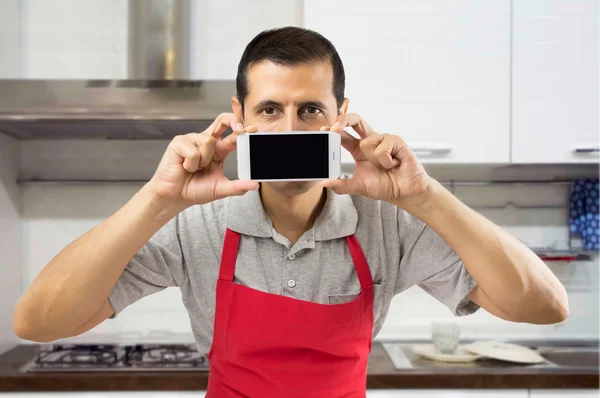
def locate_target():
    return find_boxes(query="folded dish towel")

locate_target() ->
[569,179,599,251]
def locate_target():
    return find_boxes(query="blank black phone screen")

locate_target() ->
[249,134,329,180]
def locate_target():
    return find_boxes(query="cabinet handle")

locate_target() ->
[411,144,453,157]
[573,147,600,154]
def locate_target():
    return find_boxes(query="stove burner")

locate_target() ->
[125,344,208,368]
[35,345,121,368]
[26,344,209,372]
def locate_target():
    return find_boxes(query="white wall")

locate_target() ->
[21,0,126,79]
[17,140,599,344]
[19,0,302,80]
[0,133,21,354]
[191,0,303,79]
[0,0,21,78]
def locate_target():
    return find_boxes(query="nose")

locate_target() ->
[276,109,301,132]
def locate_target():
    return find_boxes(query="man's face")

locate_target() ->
[233,60,347,196]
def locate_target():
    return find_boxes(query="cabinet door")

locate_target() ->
[529,390,600,398]
[21,0,126,79]
[512,0,599,163]
[305,0,511,164]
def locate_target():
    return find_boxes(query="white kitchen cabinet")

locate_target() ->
[366,390,528,397]
[529,390,600,397]
[512,0,599,163]
[304,0,511,164]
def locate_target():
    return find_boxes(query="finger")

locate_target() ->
[320,176,362,195]
[383,134,411,162]
[244,125,259,133]
[361,134,403,169]
[374,148,400,169]
[208,113,244,138]
[218,130,242,155]
[186,133,218,169]
[360,135,401,169]
[359,135,386,168]
[322,125,359,157]
[197,136,216,169]
[172,136,202,172]
[219,125,258,156]
[214,179,259,199]
[373,135,401,169]
[339,129,360,154]
[331,113,375,139]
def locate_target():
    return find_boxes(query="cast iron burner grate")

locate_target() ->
[24,344,209,372]
[125,344,208,368]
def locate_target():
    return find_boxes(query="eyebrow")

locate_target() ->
[298,101,327,110]
[253,100,328,112]
[253,100,282,112]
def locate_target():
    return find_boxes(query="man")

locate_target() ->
[14,27,568,396]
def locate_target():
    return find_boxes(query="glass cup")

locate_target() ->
[431,321,460,354]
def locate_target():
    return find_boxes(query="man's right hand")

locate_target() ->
[149,113,259,208]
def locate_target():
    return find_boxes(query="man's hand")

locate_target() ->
[149,113,259,208]
[320,113,431,204]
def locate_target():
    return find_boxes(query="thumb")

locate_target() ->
[320,178,360,195]
[215,180,259,199]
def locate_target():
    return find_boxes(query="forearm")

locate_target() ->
[13,182,186,340]
[393,178,568,324]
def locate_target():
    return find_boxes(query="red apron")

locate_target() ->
[206,229,374,398]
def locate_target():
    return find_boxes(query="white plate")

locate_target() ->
[463,341,546,364]
[411,344,482,363]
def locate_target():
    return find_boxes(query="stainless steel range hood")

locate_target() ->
[128,0,192,82]
[0,0,235,140]
[0,80,235,139]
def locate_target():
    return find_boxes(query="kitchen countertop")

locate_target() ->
[0,343,598,392]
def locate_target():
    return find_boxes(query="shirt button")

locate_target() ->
[287,279,296,288]
[288,253,296,260]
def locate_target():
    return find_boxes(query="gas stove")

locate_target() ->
[22,344,209,372]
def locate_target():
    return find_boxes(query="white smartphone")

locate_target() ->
[237,131,341,181]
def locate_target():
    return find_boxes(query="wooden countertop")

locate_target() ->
[1,344,598,392]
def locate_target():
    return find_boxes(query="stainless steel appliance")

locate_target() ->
[0,0,234,140]
[22,344,209,372]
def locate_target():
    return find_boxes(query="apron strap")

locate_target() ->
[346,235,374,289]
[219,228,240,282]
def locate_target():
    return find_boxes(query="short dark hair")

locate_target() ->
[236,26,345,114]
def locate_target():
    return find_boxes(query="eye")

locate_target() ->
[262,107,276,115]
[302,106,323,116]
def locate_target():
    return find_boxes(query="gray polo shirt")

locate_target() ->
[109,188,479,354]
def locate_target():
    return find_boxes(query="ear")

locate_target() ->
[231,96,244,121]
[339,98,349,115]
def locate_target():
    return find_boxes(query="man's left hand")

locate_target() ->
[320,114,432,204]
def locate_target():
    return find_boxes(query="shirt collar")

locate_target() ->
[225,188,358,241]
